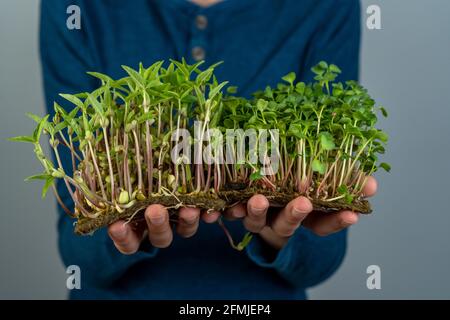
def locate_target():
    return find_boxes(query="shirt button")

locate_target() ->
[195,15,208,30]
[192,46,205,61]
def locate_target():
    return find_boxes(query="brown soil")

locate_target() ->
[74,189,372,235]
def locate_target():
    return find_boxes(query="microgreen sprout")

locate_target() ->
[11,59,389,243]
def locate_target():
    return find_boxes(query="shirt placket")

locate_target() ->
[188,11,209,63]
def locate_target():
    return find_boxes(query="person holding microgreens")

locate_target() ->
[40,0,377,299]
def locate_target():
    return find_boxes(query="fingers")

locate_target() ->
[201,210,221,223]
[303,210,359,236]
[363,176,378,197]
[177,207,200,238]
[144,204,173,248]
[243,195,269,233]
[108,220,143,255]
[223,203,246,220]
[271,196,313,237]
[299,176,372,237]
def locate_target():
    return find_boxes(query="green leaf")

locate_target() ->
[312,159,326,174]
[379,162,391,172]
[170,59,190,78]
[223,118,234,128]
[320,132,335,151]
[87,94,104,116]
[196,68,214,85]
[86,71,114,83]
[25,173,53,181]
[263,86,273,99]
[256,99,268,111]
[344,193,354,204]
[165,90,179,99]
[33,115,49,141]
[354,110,367,121]
[9,135,35,143]
[319,61,328,69]
[337,184,348,195]
[346,126,363,137]
[26,113,42,123]
[210,101,224,127]
[53,122,67,134]
[248,115,258,124]
[59,93,84,109]
[329,64,342,74]
[69,105,80,118]
[73,92,89,99]
[209,81,229,100]
[137,112,155,124]
[226,86,238,94]
[121,65,144,86]
[194,86,206,106]
[249,171,263,181]
[287,123,304,139]
[295,82,306,94]
[42,176,55,199]
[311,65,324,75]
[282,72,296,85]
[374,130,389,143]
[380,106,388,117]
[236,232,253,251]
[181,94,197,104]
[53,102,68,119]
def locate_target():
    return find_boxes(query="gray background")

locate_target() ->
[1,0,449,299]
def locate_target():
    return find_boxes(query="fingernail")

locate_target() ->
[292,207,304,218]
[234,211,246,218]
[150,214,165,225]
[111,225,127,239]
[251,207,266,215]
[183,215,198,225]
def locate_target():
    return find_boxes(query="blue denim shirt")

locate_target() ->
[40,0,360,299]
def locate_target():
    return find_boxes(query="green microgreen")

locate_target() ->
[11,59,389,226]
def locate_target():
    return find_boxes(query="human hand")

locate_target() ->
[107,176,377,253]
[224,176,378,250]
[107,205,221,254]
